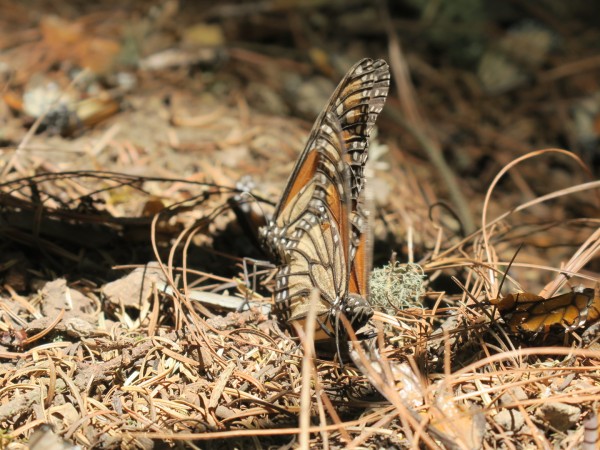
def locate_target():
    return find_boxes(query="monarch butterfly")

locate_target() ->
[491,286,600,335]
[260,59,390,341]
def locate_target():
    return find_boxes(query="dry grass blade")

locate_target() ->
[2,5,600,448]
[540,227,600,297]
[299,288,321,449]
[481,148,597,296]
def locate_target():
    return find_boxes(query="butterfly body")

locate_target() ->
[260,59,390,339]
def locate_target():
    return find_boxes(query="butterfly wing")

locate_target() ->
[493,288,597,334]
[269,58,390,225]
[342,59,390,328]
[261,58,390,338]
[344,201,374,329]
[272,114,351,337]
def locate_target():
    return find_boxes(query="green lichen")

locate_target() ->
[370,262,427,314]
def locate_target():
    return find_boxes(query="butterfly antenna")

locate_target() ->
[495,242,524,299]
[428,201,466,239]
[451,275,496,324]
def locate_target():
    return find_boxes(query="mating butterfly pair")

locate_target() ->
[260,59,390,340]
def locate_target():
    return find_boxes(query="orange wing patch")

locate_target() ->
[348,224,368,297]
[492,287,599,335]
[325,182,344,227]
[277,148,320,215]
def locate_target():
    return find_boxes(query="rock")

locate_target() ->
[494,409,525,432]
[499,386,528,406]
[101,262,167,310]
[40,278,95,318]
[537,402,581,431]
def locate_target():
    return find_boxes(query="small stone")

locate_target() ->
[499,386,528,406]
[494,409,525,432]
[101,262,167,310]
[537,402,581,431]
[182,23,225,48]
[215,405,236,420]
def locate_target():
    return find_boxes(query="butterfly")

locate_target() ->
[260,58,390,341]
[491,286,600,335]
